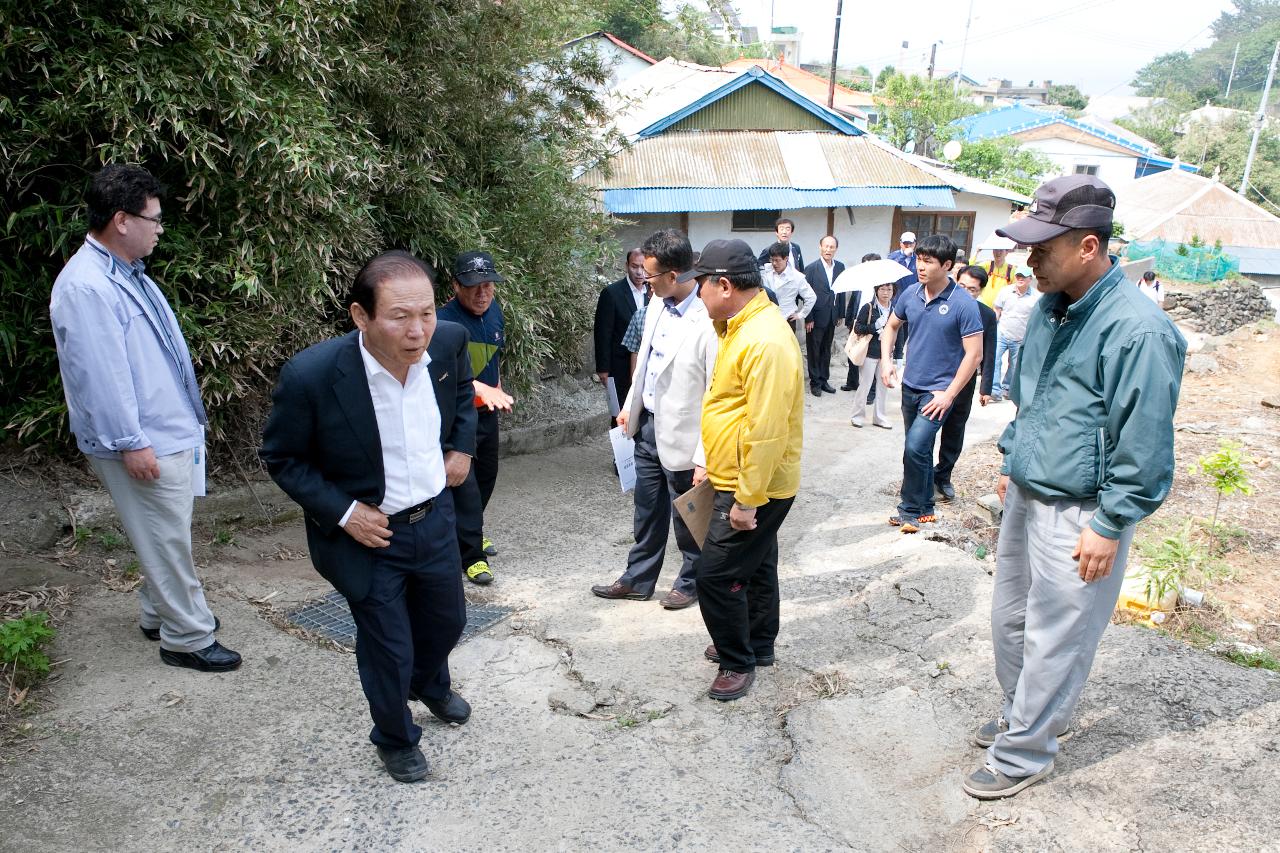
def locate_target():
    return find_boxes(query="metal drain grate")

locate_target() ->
[287,590,513,649]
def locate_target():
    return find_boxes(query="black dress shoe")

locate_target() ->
[936,482,956,502]
[141,616,220,642]
[159,640,241,672]
[377,745,429,782]
[590,580,651,601]
[810,385,822,397]
[840,383,855,391]
[821,382,837,394]
[411,689,471,724]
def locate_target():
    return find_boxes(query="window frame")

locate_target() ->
[731,209,783,232]
[890,208,977,256]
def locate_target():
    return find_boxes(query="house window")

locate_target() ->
[891,209,977,256]
[732,210,781,231]
[1073,164,1099,176]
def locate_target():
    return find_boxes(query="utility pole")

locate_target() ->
[927,42,938,80]
[1240,40,1279,197]
[955,0,976,95]
[1225,41,1240,99]
[827,0,844,109]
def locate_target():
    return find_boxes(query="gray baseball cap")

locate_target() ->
[997,175,1116,245]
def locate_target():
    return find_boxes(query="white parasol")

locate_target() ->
[831,259,915,294]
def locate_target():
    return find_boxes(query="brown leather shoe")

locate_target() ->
[704,643,775,666]
[660,589,697,610]
[709,669,756,701]
[590,580,651,601]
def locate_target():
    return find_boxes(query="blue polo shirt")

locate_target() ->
[894,281,983,392]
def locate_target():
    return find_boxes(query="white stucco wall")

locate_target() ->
[1019,137,1139,189]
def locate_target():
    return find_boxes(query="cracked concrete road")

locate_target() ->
[3,385,1280,852]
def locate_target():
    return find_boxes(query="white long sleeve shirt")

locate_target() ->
[760,265,815,320]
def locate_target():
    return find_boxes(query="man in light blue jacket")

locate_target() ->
[50,165,240,672]
[963,175,1187,800]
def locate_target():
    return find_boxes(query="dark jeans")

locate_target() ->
[619,410,699,596]
[934,372,978,488]
[806,321,835,387]
[696,490,795,672]
[476,409,500,510]
[898,385,953,519]
[345,490,466,750]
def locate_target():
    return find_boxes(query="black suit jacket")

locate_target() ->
[977,301,997,397]
[802,259,845,328]
[756,241,804,271]
[259,324,476,602]
[593,277,644,378]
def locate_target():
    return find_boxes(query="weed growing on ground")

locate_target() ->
[213,528,235,546]
[615,715,638,729]
[1191,439,1253,557]
[1223,647,1280,672]
[0,611,56,700]
[1139,520,1232,604]
[98,530,124,550]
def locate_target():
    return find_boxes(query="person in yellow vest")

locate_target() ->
[978,247,1016,307]
[684,238,804,703]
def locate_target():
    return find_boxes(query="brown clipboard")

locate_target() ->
[673,478,715,549]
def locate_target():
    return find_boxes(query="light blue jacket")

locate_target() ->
[50,237,207,459]
[998,259,1187,539]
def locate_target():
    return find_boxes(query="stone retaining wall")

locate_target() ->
[1164,280,1274,335]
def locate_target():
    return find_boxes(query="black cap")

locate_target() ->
[676,238,758,283]
[997,175,1116,245]
[452,250,505,286]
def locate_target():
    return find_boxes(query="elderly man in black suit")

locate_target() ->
[593,248,649,415]
[802,234,845,396]
[260,251,476,784]
[754,217,804,270]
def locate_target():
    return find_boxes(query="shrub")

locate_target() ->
[0,611,56,691]
[0,1,618,461]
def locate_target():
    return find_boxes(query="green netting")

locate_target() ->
[1124,239,1240,283]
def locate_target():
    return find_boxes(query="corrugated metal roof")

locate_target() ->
[606,59,740,139]
[602,187,956,213]
[582,132,948,190]
[1115,169,1280,251]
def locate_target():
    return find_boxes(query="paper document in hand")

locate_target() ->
[605,376,621,418]
[673,478,714,549]
[608,425,636,492]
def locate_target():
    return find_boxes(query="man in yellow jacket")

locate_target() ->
[681,239,804,701]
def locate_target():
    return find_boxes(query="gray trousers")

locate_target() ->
[90,449,216,653]
[619,410,699,597]
[989,481,1134,777]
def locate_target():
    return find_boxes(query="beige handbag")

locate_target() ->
[844,332,873,366]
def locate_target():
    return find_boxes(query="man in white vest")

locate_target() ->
[591,229,717,609]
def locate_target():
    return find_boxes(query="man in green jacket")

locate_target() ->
[963,176,1187,800]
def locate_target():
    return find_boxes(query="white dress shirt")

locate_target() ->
[641,288,699,413]
[630,281,646,311]
[339,333,446,525]
[760,265,816,320]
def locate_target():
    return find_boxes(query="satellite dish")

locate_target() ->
[903,140,916,154]
[943,140,963,161]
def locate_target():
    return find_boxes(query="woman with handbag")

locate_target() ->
[849,281,896,428]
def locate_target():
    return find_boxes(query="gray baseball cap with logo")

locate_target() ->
[997,175,1116,245]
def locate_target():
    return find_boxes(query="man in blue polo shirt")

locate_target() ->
[879,234,983,533]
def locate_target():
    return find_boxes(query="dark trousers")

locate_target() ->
[345,491,466,750]
[451,469,486,568]
[475,409,500,510]
[899,385,953,519]
[619,410,699,596]
[696,490,795,672]
[806,321,835,387]
[934,372,978,488]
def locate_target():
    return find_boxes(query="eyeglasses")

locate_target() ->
[129,211,164,226]
[641,269,672,282]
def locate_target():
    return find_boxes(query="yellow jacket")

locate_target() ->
[701,290,804,506]
[978,261,1015,306]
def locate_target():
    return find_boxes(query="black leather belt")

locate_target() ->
[388,499,435,524]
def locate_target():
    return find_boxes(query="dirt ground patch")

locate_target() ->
[945,317,1280,671]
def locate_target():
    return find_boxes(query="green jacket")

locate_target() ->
[998,259,1187,540]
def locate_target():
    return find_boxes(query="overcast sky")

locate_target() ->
[725,0,1237,96]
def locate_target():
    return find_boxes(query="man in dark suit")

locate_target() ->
[802,235,844,396]
[593,248,648,416]
[260,251,475,784]
[754,217,804,270]
[934,265,998,503]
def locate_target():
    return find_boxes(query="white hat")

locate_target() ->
[900,231,916,243]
